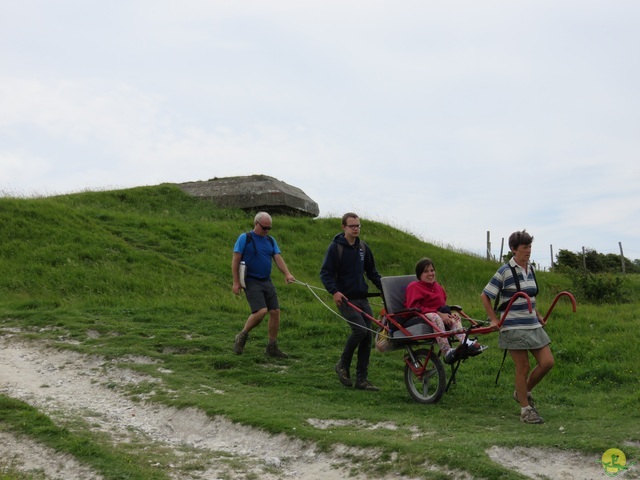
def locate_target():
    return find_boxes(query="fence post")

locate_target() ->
[619,242,626,274]
[486,231,491,260]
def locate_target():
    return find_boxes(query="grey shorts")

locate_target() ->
[498,327,551,350]
[244,278,279,313]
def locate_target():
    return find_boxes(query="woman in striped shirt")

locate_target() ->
[481,230,553,425]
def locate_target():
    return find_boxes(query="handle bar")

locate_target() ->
[542,291,577,322]
[474,291,577,334]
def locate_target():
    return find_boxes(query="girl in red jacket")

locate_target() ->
[404,257,486,364]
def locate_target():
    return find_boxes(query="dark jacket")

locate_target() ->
[320,233,382,299]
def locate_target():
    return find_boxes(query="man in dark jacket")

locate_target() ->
[320,212,383,391]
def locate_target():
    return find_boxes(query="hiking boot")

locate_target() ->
[355,379,380,391]
[513,390,536,408]
[444,348,458,365]
[265,341,289,358]
[468,343,488,357]
[335,362,352,387]
[520,406,544,424]
[233,331,248,354]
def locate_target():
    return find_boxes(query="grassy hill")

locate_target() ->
[1,185,639,479]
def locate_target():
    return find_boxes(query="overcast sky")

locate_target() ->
[2,1,639,268]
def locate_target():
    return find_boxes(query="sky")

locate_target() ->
[2,1,639,269]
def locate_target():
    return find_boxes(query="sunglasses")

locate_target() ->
[257,222,272,231]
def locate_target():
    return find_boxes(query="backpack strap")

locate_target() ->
[530,266,538,296]
[242,232,275,258]
[493,262,539,385]
[495,263,538,311]
[494,265,519,311]
[336,240,367,263]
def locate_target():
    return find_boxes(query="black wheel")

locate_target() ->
[403,348,446,404]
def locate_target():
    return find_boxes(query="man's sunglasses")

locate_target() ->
[257,222,272,231]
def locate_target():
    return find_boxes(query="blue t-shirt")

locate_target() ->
[234,232,281,280]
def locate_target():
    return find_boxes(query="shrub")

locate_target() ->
[571,272,630,304]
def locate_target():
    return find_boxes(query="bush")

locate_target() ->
[555,248,640,274]
[571,272,630,304]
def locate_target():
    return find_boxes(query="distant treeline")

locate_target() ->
[554,248,640,274]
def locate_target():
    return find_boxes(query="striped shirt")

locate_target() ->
[483,258,540,331]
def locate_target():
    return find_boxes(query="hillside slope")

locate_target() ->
[1,185,637,480]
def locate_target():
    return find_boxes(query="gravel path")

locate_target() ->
[0,335,408,479]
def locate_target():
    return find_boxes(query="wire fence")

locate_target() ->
[485,231,639,274]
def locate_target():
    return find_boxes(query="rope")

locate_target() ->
[293,280,490,343]
[294,280,449,340]
[293,280,384,336]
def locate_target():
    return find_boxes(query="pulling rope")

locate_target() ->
[294,280,497,346]
[293,280,458,341]
[293,280,384,336]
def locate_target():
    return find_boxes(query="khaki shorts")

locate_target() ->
[498,327,551,350]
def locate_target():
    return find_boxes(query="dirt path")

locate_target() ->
[0,334,420,480]
[0,333,626,479]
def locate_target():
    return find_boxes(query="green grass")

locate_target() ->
[1,185,639,479]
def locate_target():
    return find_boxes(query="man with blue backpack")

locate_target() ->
[232,212,296,358]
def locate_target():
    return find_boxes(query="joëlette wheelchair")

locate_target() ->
[344,275,576,404]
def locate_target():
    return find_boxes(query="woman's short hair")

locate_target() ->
[508,230,534,251]
[415,257,435,279]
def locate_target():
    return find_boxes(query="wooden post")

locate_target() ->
[550,244,554,270]
[619,242,626,274]
[499,238,504,263]
[582,246,587,271]
[486,231,491,260]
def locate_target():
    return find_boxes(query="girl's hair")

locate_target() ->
[508,230,534,250]
[415,257,435,279]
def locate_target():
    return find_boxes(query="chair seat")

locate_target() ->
[382,275,435,343]
[393,323,434,339]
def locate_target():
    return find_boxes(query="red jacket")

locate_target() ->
[404,280,447,314]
